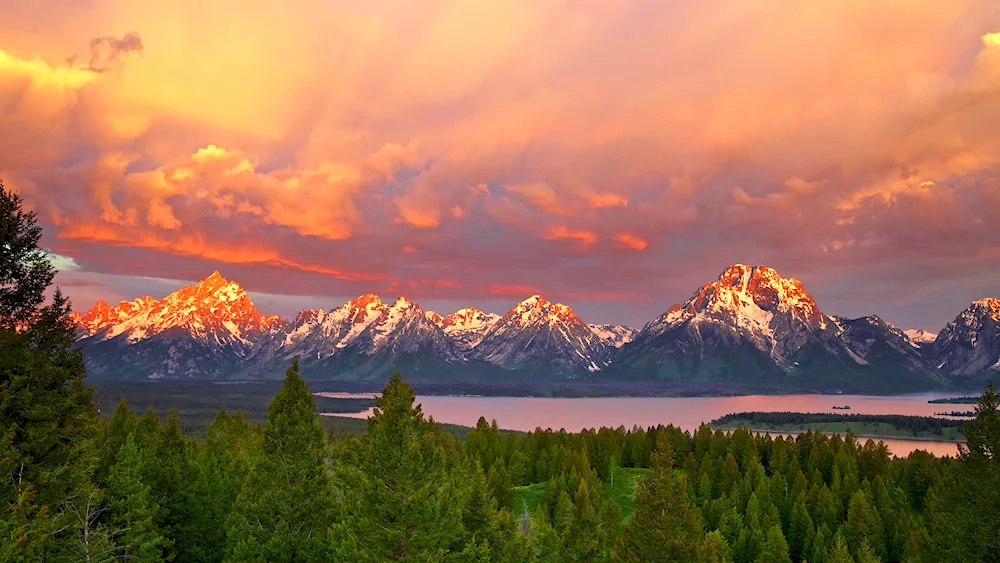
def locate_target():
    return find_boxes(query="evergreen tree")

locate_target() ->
[597,497,622,561]
[488,459,515,511]
[0,180,98,555]
[561,481,600,561]
[153,410,200,561]
[854,541,883,563]
[187,410,258,562]
[788,492,814,560]
[935,380,1000,561]
[105,433,172,562]
[616,438,703,562]
[0,480,50,561]
[827,534,856,563]
[94,400,139,487]
[810,524,832,563]
[462,462,498,545]
[528,508,561,561]
[332,372,466,561]
[703,530,731,563]
[844,490,881,559]
[754,524,791,563]
[224,361,333,562]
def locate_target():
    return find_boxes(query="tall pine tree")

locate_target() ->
[224,361,334,562]
[332,372,467,561]
[0,180,98,556]
[104,433,172,562]
[616,435,704,562]
[935,380,1000,561]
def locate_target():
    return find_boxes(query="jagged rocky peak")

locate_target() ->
[510,294,549,314]
[339,294,385,324]
[677,264,824,327]
[351,293,383,308]
[169,271,281,325]
[74,271,283,344]
[932,297,1000,376]
[425,310,444,325]
[503,295,585,327]
[392,296,417,310]
[438,307,501,351]
[970,298,1000,318]
[442,307,492,329]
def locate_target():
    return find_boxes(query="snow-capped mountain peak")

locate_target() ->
[904,329,938,348]
[933,297,1000,376]
[473,295,610,373]
[648,264,824,336]
[439,307,501,350]
[508,295,549,320]
[74,272,282,349]
[695,264,822,325]
[629,264,837,373]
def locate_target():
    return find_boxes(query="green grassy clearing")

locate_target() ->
[513,466,650,522]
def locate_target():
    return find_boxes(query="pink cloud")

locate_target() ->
[0,0,998,327]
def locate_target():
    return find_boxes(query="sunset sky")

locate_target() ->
[2,0,1000,330]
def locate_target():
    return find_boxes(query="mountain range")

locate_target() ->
[70,265,1000,392]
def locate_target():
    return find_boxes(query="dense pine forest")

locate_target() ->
[3,186,1000,561]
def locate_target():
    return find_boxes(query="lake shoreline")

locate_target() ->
[306,378,992,399]
[710,426,967,444]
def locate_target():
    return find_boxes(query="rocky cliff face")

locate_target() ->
[932,298,1000,377]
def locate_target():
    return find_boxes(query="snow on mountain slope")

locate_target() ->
[471,295,611,374]
[249,294,464,379]
[438,308,501,350]
[933,298,1000,376]
[267,294,386,361]
[75,271,282,347]
[73,272,285,379]
[69,267,967,388]
[904,329,938,348]
[613,264,947,391]
[347,297,463,360]
[833,315,946,383]
[634,264,827,370]
[589,324,638,348]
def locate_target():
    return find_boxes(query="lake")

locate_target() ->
[317,392,971,458]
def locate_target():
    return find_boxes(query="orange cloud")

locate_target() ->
[57,220,381,282]
[613,233,648,251]
[505,182,567,216]
[543,226,599,247]
[582,190,628,209]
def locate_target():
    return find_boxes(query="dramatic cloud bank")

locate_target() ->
[2,0,999,328]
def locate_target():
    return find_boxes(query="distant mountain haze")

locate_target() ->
[71,265,1000,390]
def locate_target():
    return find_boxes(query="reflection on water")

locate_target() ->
[318,392,970,458]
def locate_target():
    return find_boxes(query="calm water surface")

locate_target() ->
[318,392,970,458]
